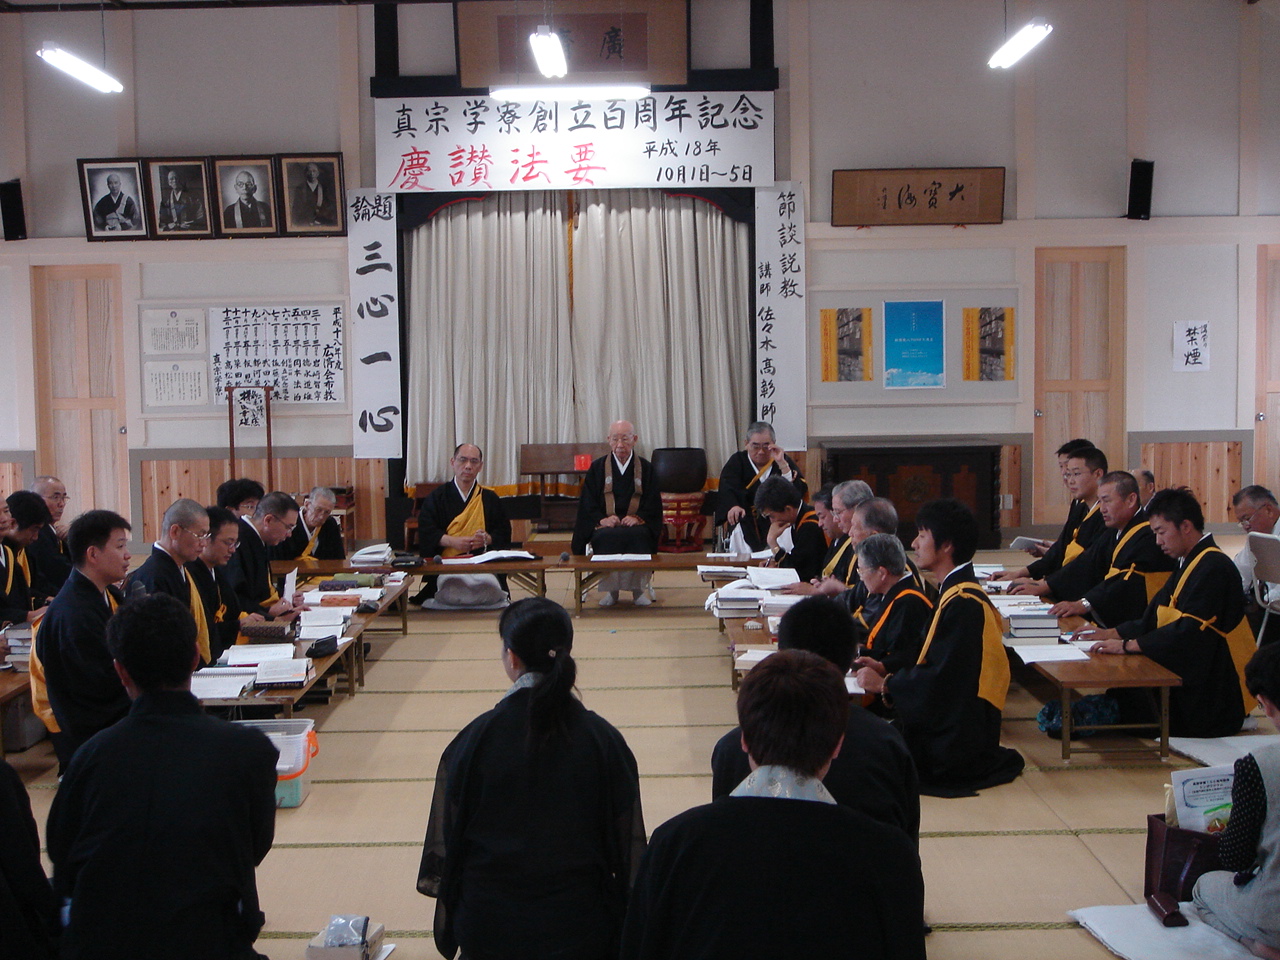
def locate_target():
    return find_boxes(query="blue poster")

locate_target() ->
[883,300,945,389]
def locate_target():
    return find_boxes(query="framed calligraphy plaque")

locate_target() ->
[831,167,1005,227]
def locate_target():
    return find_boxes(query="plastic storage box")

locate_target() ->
[234,718,318,807]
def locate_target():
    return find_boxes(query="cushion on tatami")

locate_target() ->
[1169,734,1275,768]
[1070,903,1255,960]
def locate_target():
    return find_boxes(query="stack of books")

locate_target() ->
[706,587,769,619]
[759,593,807,617]
[1006,606,1061,643]
[697,564,748,582]
[2,625,32,671]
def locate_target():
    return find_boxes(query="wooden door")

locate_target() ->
[1032,248,1126,524]
[31,265,129,519]
[1256,245,1280,482]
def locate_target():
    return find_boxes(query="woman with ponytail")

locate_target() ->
[417,597,646,960]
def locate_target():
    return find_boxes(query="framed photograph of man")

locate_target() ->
[78,159,148,240]
[144,158,214,239]
[212,156,278,237]
[279,153,346,236]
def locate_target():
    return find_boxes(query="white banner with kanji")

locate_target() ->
[753,184,807,450]
[347,190,403,458]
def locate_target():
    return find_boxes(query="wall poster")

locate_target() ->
[820,307,873,382]
[883,300,945,389]
[962,307,1014,381]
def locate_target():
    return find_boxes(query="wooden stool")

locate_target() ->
[659,492,708,552]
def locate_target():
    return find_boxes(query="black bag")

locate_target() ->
[1143,813,1222,901]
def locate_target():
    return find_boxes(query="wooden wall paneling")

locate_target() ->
[1256,247,1280,481]
[0,463,24,493]
[999,444,1022,529]
[1139,441,1242,524]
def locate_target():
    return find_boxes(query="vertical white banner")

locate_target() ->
[347,190,404,458]
[753,183,807,450]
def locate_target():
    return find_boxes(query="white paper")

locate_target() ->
[190,668,256,699]
[845,674,866,695]
[283,569,297,604]
[224,644,296,666]
[143,360,208,407]
[1174,319,1210,372]
[746,567,801,589]
[300,608,349,627]
[141,308,205,355]
[439,550,537,565]
[776,526,795,555]
[1010,644,1091,664]
[591,554,653,562]
[1171,765,1235,832]
[298,625,342,641]
[1168,735,1276,769]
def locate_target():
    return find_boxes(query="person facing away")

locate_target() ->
[624,648,926,960]
[418,597,647,960]
[45,594,279,960]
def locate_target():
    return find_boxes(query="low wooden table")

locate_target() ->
[1032,652,1182,761]
[0,669,33,753]
[564,553,755,615]
[198,580,408,717]
[272,557,552,604]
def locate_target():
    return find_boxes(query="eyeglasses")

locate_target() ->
[184,528,211,542]
[48,494,70,502]
[214,537,239,549]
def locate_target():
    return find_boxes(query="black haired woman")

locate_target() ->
[417,597,646,960]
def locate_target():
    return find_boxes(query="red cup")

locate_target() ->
[574,454,591,470]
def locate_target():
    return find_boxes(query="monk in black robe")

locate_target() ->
[857,499,1024,796]
[125,498,215,664]
[714,421,806,551]
[1082,487,1254,738]
[754,476,827,583]
[224,492,303,621]
[0,758,58,959]
[274,486,346,561]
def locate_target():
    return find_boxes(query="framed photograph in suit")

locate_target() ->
[144,157,214,239]
[212,156,278,237]
[279,153,346,237]
[78,158,149,240]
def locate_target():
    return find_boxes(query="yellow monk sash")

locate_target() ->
[298,522,323,562]
[1062,503,1100,566]
[15,548,31,595]
[441,485,488,559]
[822,537,854,579]
[1,544,14,600]
[916,581,1011,712]
[1154,547,1257,711]
[186,574,212,664]
[603,461,643,522]
[866,588,933,651]
[1104,521,1171,603]
[29,614,58,733]
[744,459,774,490]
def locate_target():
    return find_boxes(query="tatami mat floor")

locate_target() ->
[9,549,1272,959]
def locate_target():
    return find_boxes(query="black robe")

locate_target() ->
[414,483,512,600]
[1027,499,1107,579]
[772,503,827,583]
[0,542,33,626]
[820,534,856,585]
[224,518,276,616]
[34,569,127,765]
[46,690,278,960]
[710,704,920,842]
[186,560,243,663]
[1043,511,1176,628]
[714,450,807,551]
[418,687,646,960]
[620,796,925,960]
[27,524,71,606]
[885,565,1024,794]
[275,515,345,561]
[0,758,58,959]
[1115,536,1250,737]
[571,456,662,556]
[859,575,935,675]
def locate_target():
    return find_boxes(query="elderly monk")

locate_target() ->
[276,486,345,562]
[715,421,807,552]
[572,420,662,607]
[416,444,512,609]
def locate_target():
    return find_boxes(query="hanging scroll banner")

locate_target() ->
[754,183,807,450]
[347,190,403,458]
[375,92,773,192]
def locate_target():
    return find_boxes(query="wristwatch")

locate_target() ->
[1080,598,1092,611]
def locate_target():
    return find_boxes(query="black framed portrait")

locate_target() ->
[144,157,214,239]
[78,158,148,240]
[279,153,346,236]
[212,156,278,237]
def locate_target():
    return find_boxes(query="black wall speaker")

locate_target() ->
[1126,159,1154,221]
[0,179,27,241]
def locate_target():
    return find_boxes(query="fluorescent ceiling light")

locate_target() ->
[987,17,1053,69]
[529,25,567,79]
[37,42,123,93]
[490,83,651,102]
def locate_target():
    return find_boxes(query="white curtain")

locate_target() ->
[405,190,750,488]
[406,192,573,489]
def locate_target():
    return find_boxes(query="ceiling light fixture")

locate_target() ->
[529,24,568,79]
[490,83,651,102]
[36,42,124,93]
[988,16,1053,69]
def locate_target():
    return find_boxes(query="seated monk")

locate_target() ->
[782,481,873,597]
[714,421,807,552]
[571,421,662,607]
[754,477,827,583]
[415,444,512,609]
[125,499,215,665]
[275,486,345,562]
[852,533,934,679]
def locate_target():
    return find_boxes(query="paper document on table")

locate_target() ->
[440,550,537,564]
[300,608,349,627]
[283,569,297,603]
[1010,644,1090,664]
[591,554,652,561]
[224,644,296,666]
[299,625,341,641]
[746,567,801,589]
[190,668,257,699]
